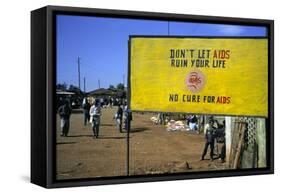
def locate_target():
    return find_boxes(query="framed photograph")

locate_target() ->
[31,5,274,188]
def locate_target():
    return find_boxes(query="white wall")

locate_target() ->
[0,0,279,193]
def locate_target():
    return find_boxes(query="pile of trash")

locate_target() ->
[166,120,188,132]
[150,116,158,124]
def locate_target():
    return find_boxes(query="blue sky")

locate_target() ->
[56,15,267,92]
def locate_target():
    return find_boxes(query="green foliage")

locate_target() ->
[56,83,67,91]
[116,83,124,90]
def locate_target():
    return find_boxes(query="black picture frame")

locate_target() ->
[31,5,274,188]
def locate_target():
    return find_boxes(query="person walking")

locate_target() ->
[89,99,102,138]
[109,97,113,108]
[123,104,132,132]
[58,100,72,137]
[115,104,123,133]
[82,97,91,126]
[201,118,217,161]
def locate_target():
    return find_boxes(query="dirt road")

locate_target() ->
[56,107,225,180]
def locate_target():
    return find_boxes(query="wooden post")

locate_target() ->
[225,116,232,165]
[233,122,246,169]
[126,112,131,176]
[257,118,266,168]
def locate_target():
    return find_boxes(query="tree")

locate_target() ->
[56,83,67,91]
[109,85,115,90]
[116,83,126,99]
[116,83,125,90]
[68,84,82,94]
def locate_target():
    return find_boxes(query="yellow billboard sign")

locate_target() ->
[129,37,268,117]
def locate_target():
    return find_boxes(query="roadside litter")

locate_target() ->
[166,120,189,132]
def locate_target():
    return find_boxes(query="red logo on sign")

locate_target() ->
[186,71,205,92]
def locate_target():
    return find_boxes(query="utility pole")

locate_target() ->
[123,74,125,87]
[77,57,81,90]
[83,77,86,93]
[98,79,100,89]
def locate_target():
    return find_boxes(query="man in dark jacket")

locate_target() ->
[82,97,91,126]
[217,120,226,163]
[58,100,72,137]
[201,118,217,161]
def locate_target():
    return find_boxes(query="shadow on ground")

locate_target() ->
[130,127,150,133]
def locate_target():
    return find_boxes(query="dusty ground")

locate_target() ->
[56,107,225,180]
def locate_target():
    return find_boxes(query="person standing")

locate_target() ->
[90,99,102,138]
[201,118,217,161]
[115,104,123,133]
[156,113,165,125]
[82,97,91,126]
[109,97,112,108]
[58,100,72,137]
[220,138,226,163]
[218,120,226,163]
[188,115,198,132]
[123,104,132,132]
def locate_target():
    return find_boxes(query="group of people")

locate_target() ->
[186,114,226,163]
[84,97,132,137]
[58,97,132,139]
[112,103,133,133]
[58,98,102,138]
[58,99,225,162]
[201,117,226,163]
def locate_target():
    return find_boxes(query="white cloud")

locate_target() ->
[217,25,245,35]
